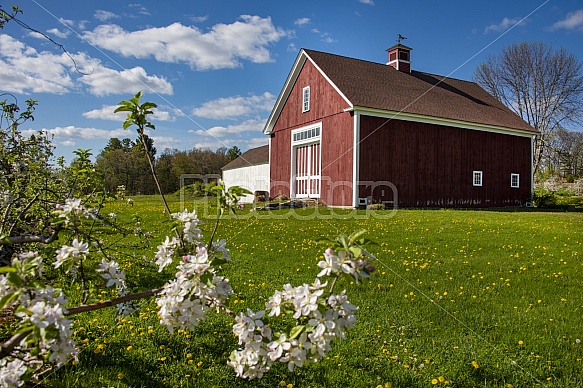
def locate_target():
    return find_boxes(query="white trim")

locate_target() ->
[352,112,360,208]
[473,171,483,187]
[345,107,536,138]
[511,173,520,188]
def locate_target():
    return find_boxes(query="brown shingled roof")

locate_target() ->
[303,49,536,133]
[222,144,269,171]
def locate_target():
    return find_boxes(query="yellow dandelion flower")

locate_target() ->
[280,382,287,387]
[287,384,293,388]
[186,353,192,358]
[431,379,438,385]
[159,345,165,350]
[472,360,479,368]
[385,383,392,388]
[197,361,203,367]
[126,346,133,351]
[518,340,524,345]
[188,360,193,365]
[160,357,167,361]
[439,376,445,383]
[117,373,124,379]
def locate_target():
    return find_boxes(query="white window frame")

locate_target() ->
[302,86,310,113]
[511,173,520,188]
[473,171,483,187]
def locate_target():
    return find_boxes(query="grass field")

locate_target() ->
[40,195,583,387]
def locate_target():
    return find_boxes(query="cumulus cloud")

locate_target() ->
[82,16,290,70]
[294,18,311,26]
[46,28,70,39]
[83,105,175,121]
[191,118,266,138]
[0,34,172,95]
[191,92,275,119]
[20,126,128,140]
[189,15,209,23]
[311,28,335,43]
[484,17,524,33]
[78,66,173,96]
[95,10,119,22]
[358,0,374,5]
[552,9,583,31]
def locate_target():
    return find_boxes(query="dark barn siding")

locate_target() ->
[358,116,532,207]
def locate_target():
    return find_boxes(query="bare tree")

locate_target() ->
[474,42,583,175]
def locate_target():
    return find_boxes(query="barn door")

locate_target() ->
[294,142,320,198]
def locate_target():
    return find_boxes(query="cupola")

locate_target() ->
[386,43,412,73]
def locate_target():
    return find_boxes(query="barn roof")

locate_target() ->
[263,49,536,134]
[222,144,269,171]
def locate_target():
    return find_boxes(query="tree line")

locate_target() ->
[96,137,241,195]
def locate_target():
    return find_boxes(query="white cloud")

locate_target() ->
[189,15,209,23]
[287,43,297,52]
[83,105,175,122]
[484,17,524,33]
[0,34,172,96]
[21,126,128,140]
[82,16,290,70]
[310,29,335,43]
[46,28,70,39]
[60,140,76,147]
[358,0,375,5]
[552,9,583,31]
[294,18,311,26]
[191,92,275,119]
[191,118,266,138]
[95,10,119,22]
[78,66,173,96]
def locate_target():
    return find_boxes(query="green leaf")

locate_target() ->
[0,266,17,273]
[348,229,368,245]
[289,325,305,339]
[6,272,23,288]
[0,292,18,310]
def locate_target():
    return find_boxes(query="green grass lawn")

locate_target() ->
[41,195,583,387]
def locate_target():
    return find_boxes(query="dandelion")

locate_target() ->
[117,373,124,379]
[126,346,132,351]
[518,340,524,345]
[472,360,479,368]
[431,379,438,385]
[438,376,445,383]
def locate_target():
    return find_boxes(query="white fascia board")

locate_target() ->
[345,106,537,138]
[263,51,308,135]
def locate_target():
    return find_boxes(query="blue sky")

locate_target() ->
[1,0,583,162]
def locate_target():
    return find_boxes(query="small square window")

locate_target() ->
[511,173,519,188]
[302,86,310,113]
[473,171,483,187]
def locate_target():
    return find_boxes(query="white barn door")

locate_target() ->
[294,142,320,198]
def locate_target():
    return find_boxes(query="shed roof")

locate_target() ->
[222,144,269,171]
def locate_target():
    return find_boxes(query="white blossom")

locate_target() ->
[96,259,126,289]
[0,358,27,388]
[154,236,179,272]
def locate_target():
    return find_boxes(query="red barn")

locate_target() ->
[263,45,538,208]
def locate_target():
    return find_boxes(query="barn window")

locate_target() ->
[473,171,483,187]
[302,86,310,113]
[511,173,520,188]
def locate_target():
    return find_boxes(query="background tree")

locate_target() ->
[226,145,242,162]
[474,42,583,176]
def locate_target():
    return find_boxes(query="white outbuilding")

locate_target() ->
[221,145,269,203]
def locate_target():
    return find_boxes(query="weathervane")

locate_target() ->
[397,34,407,43]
